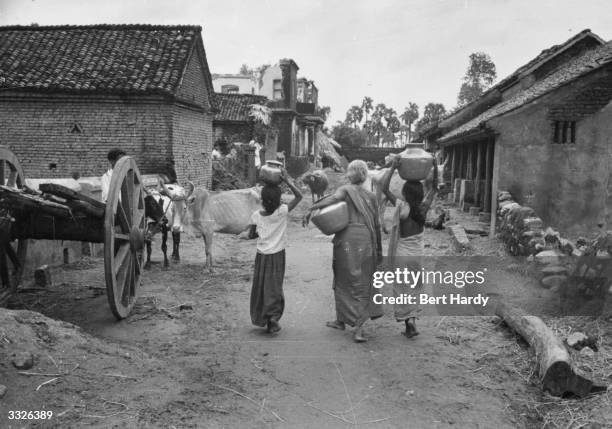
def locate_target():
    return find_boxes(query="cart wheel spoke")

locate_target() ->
[6,242,20,268]
[120,173,134,227]
[117,200,131,232]
[114,233,130,242]
[113,243,130,276]
[133,208,145,230]
[0,248,9,288]
[7,170,17,188]
[121,254,134,306]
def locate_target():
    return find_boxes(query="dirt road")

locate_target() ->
[2,192,610,428]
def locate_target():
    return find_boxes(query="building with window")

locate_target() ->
[421,29,612,235]
[212,59,325,175]
[212,74,257,95]
[0,24,216,187]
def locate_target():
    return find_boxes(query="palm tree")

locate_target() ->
[361,96,373,124]
[400,103,419,143]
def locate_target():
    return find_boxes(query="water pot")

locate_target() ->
[260,160,283,185]
[311,202,349,235]
[397,147,434,181]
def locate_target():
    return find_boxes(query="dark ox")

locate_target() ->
[302,170,329,203]
[144,184,192,269]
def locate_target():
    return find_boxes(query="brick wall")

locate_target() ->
[176,46,211,110]
[172,104,213,188]
[0,93,173,179]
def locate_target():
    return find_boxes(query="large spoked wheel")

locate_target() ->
[0,146,28,300]
[104,156,146,320]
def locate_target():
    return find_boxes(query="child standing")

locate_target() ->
[248,169,302,333]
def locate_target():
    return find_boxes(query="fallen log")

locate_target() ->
[495,301,597,397]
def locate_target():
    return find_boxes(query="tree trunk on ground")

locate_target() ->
[495,301,597,397]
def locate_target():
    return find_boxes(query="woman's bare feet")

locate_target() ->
[267,319,281,333]
[326,320,345,330]
[353,326,367,343]
[404,318,419,338]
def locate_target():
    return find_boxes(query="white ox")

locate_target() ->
[167,184,262,270]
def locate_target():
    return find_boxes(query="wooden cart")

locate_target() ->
[0,146,146,319]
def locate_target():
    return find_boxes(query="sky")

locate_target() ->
[1,0,612,124]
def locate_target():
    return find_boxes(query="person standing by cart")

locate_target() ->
[101,148,126,203]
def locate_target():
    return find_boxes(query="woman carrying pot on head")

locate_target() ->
[303,160,383,342]
[381,154,438,338]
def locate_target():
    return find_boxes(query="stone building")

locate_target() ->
[422,29,612,235]
[0,24,216,187]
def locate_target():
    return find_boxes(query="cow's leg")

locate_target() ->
[201,223,214,271]
[145,238,152,270]
[172,231,180,262]
[161,224,169,269]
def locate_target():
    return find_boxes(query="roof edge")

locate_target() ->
[0,24,202,31]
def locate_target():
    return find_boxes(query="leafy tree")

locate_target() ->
[361,96,373,123]
[400,102,419,143]
[369,103,389,146]
[457,52,497,106]
[317,105,331,122]
[344,105,363,128]
[239,63,254,76]
[332,123,368,149]
[414,103,446,137]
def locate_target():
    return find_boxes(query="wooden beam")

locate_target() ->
[489,140,499,237]
[484,140,493,213]
[466,143,474,180]
[449,146,456,183]
[458,145,464,179]
[0,185,71,218]
[474,142,483,208]
[11,212,105,243]
[39,183,105,209]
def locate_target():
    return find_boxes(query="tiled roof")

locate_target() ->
[214,93,268,122]
[0,24,202,95]
[439,40,612,142]
[435,29,603,133]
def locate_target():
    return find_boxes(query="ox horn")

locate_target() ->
[185,181,195,199]
[160,178,173,197]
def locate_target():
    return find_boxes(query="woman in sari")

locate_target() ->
[382,155,438,338]
[303,160,383,342]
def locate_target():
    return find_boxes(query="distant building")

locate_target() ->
[212,74,258,95]
[212,59,325,175]
[421,29,612,235]
[213,93,268,143]
[0,24,216,187]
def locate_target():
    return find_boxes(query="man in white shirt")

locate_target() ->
[249,139,262,169]
[100,148,126,203]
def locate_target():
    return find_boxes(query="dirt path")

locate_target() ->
[3,190,609,428]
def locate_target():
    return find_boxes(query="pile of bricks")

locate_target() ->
[497,191,545,256]
[497,190,588,290]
